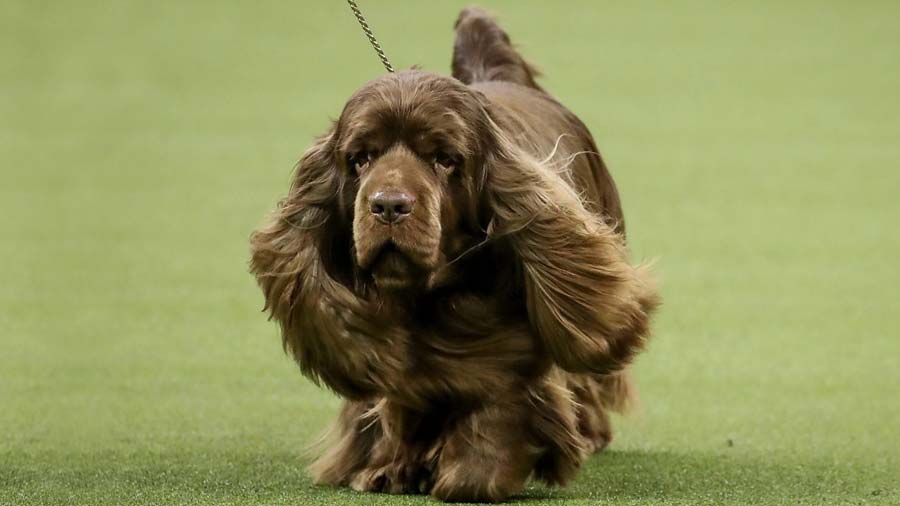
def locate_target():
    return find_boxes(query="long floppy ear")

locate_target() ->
[486,134,660,375]
[249,132,406,399]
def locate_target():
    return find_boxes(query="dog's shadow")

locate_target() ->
[508,449,886,505]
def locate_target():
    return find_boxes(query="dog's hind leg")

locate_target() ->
[569,370,638,453]
[530,369,590,486]
[451,6,543,91]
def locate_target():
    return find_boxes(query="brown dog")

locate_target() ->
[250,7,658,502]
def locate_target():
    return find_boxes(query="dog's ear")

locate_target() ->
[484,129,659,375]
[249,130,406,399]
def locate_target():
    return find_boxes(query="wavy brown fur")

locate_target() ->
[249,6,658,503]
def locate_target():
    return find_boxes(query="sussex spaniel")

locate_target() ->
[250,7,658,502]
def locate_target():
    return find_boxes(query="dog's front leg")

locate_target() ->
[348,400,432,495]
[429,397,536,503]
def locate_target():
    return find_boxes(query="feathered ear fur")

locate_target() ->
[485,132,660,375]
[249,132,407,399]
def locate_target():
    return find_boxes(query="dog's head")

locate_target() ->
[301,71,494,294]
[251,70,656,387]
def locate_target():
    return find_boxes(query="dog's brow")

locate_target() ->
[341,130,377,151]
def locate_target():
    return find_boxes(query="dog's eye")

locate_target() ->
[434,151,458,173]
[349,151,376,173]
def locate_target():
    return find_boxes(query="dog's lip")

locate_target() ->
[358,240,430,271]
[355,237,391,270]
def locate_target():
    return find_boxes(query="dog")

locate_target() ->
[250,7,658,502]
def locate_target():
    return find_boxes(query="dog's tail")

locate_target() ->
[451,6,543,91]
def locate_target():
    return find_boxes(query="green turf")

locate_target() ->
[2,1,898,504]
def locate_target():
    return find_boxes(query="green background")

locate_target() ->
[2,1,898,504]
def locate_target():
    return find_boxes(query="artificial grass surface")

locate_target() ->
[2,1,898,504]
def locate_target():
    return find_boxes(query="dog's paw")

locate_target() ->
[349,463,428,495]
[350,466,393,493]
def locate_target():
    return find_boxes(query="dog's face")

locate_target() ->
[332,72,491,293]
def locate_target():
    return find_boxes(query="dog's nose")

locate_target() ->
[369,191,415,224]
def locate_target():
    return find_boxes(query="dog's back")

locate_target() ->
[452,7,626,236]
[451,6,638,450]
